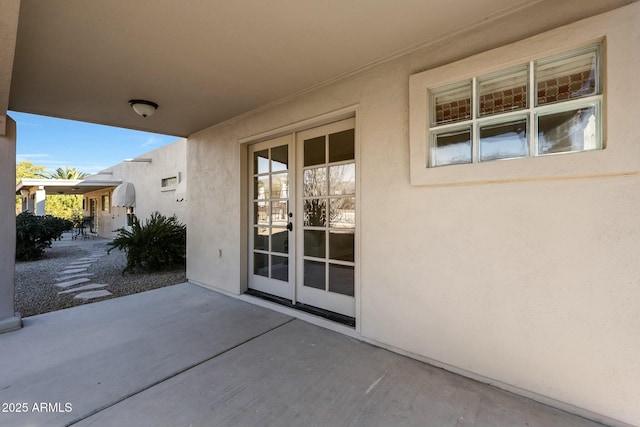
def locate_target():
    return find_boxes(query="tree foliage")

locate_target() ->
[16,212,73,261]
[108,212,186,274]
[16,162,47,213]
[16,162,47,180]
[39,166,89,180]
[42,166,88,220]
[45,195,83,221]
[16,163,87,220]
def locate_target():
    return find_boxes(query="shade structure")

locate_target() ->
[112,182,135,207]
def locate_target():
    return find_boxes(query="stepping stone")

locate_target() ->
[56,273,94,281]
[59,268,88,275]
[65,263,91,269]
[73,290,112,300]
[53,277,91,289]
[58,284,109,295]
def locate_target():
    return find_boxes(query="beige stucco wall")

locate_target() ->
[187,4,640,426]
[0,118,20,332]
[84,139,187,238]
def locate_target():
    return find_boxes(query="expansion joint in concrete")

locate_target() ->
[66,317,295,426]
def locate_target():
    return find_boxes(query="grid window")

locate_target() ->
[302,129,356,297]
[101,194,110,212]
[252,146,290,282]
[428,44,602,167]
[161,176,178,187]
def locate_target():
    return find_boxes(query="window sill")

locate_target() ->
[408,148,640,186]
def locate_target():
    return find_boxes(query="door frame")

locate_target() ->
[240,107,360,326]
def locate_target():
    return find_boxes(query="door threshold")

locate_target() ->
[245,289,356,328]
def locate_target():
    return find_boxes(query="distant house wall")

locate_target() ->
[83,139,187,238]
[186,4,640,426]
[81,188,116,238]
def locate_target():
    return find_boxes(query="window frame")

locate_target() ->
[161,176,178,187]
[427,44,602,168]
[161,176,178,191]
[101,193,110,213]
[409,35,610,186]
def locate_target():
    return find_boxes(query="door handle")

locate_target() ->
[286,212,293,231]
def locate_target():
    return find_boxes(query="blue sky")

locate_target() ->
[10,111,180,175]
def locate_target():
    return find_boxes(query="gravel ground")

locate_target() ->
[15,233,187,318]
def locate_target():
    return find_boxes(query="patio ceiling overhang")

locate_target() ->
[6,0,633,138]
[15,179,121,196]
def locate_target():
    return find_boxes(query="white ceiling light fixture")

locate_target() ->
[128,99,158,118]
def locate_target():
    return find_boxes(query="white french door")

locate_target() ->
[248,135,294,300]
[248,118,356,318]
[295,118,356,317]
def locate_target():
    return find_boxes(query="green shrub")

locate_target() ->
[108,212,186,274]
[16,212,73,261]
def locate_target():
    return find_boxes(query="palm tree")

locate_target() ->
[38,166,88,180]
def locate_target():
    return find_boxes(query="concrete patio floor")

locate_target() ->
[0,283,606,427]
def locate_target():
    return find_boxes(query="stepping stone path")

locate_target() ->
[54,277,91,289]
[51,245,114,302]
[72,290,113,301]
[58,283,109,294]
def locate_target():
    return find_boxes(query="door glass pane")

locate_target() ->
[271,256,288,282]
[538,105,598,155]
[431,128,472,166]
[271,173,289,199]
[479,118,528,161]
[329,264,354,296]
[304,168,326,197]
[478,66,528,117]
[255,176,269,200]
[254,253,268,277]
[254,149,269,174]
[304,230,326,258]
[304,136,326,166]
[329,129,355,162]
[271,228,288,254]
[537,48,598,106]
[329,231,354,262]
[431,81,472,126]
[304,260,325,290]
[254,201,269,225]
[254,227,268,251]
[329,164,355,196]
[271,145,288,172]
[271,200,288,227]
[329,197,355,229]
[304,199,326,226]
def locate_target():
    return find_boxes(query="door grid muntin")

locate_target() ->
[302,128,356,297]
[252,146,290,282]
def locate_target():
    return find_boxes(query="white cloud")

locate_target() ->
[16,153,50,161]
[16,154,109,175]
[140,136,162,148]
